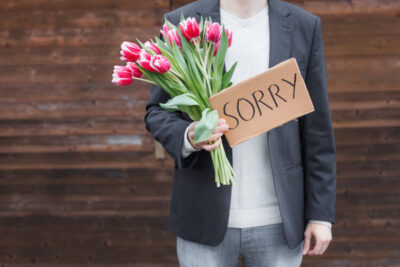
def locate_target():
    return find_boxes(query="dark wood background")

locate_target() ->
[0,0,399,266]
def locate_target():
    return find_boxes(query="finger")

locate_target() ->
[214,123,229,134]
[191,132,222,147]
[204,132,223,143]
[217,118,226,125]
[320,237,332,254]
[303,231,312,255]
[202,138,222,151]
[308,237,324,255]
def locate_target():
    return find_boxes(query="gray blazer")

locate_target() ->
[144,0,336,249]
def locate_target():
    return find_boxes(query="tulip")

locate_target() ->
[160,22,170,37]
[149,55,171,73]
[167,29,182,47]
[179,17,200,42]
[144,41,161,55]
[225,28,233,47]
[112,65,133,86]
[213,28,233,56]
[126,62,143,78]
[205,22,221,43]
[213,41,220,57]
[137,49,153,71]
[120,41,141,62]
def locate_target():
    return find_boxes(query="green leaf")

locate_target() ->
[194,108,219,143]
[221,61,237,90]
[211,24,229,93]
[159,93,200,112]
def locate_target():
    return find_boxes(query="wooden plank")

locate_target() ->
[0,118,149,137]
[0,151,174,170]
[0,168,174,185]
[0,0,169,11]
[0,134,154,153]
[0,100,148,120]
[0,9,166,30]
[0,27,160,48]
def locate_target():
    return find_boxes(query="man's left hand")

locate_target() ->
[303,222,332,256]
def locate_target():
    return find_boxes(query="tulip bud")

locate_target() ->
[225,28,233,47]
[213,28,232,56]
[126,62,143,78]
[120,42,141,62]
[213,41,219,57]
[205,22,221,43]
[179,17,200,42]
[144,41,161,55]
[112,65,133,86]
[149,55,171,73]
[137,50,153,72]
[167,29,182,47]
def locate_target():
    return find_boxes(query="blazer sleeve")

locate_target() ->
[144,14,201,169]
[300,16,337,224]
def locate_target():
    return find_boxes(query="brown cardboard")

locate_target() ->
[209,58,314,147]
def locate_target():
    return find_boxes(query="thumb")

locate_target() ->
[303,232,311,255]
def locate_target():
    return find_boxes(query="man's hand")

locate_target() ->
[303,222,332,256]
[187,118,229,151]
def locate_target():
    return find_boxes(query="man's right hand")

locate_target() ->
[187,119,229,152]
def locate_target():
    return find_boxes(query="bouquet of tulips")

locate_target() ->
[112,14,238,187]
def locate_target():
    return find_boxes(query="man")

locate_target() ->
[144,0,336,265]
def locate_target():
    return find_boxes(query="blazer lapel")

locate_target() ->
[268,0,293,68]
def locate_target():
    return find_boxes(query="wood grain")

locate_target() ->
[0,0,399,265]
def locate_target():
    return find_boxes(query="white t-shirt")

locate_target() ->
[220,4,283,228]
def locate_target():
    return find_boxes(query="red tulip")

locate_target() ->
[213,28,232,56]
[179,17,200,42]
[137,49,153,71]
[205,22,221,43]
[126,62,143,78]
[160,22,170,37]
[144,41,161,55]
[149,55,171,73]
[120,41,141,62]
[213,41,220,57]
[225,28,233,47]
[112,65,133,86]
[167,29,182,47]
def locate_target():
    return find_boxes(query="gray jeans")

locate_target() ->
[177,223,303,267]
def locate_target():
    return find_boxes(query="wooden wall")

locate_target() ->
[0,0,399,266]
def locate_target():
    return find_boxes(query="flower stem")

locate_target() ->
[133,77,157,85]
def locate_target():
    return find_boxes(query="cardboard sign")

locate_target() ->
[209,58,314,147]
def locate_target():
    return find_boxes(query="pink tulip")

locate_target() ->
[179,17,200,42]
[126,62,143,78]
[213,28,232,56]
[160,22,170,37]
[213,41,220,57]
[112,65,133,86]
[225,28,233,47]
[137,49,153,71]
[144,41,161,55]
[149,55,171,73]
[120,41,141,62]
[205,22,221,43]
[167,29,182,47]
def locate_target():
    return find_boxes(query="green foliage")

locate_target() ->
[194,108,219,143]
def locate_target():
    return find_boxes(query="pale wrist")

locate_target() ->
[309,220,332,228]
[182,125,200,158]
